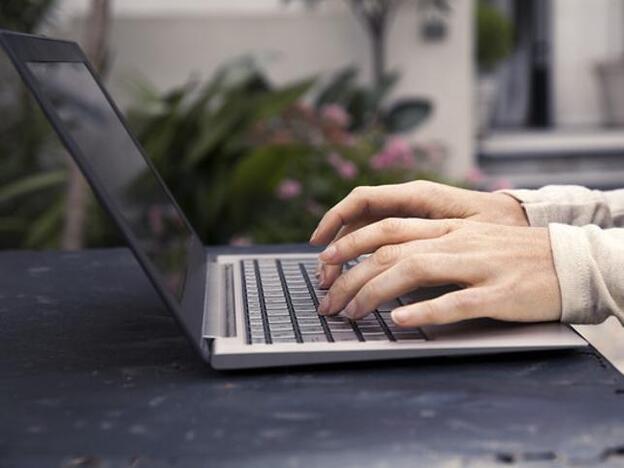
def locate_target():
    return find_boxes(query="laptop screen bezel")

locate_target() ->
[0,30,210,358]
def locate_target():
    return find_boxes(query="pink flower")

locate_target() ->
[415,141,446,165]
[294,101,314,117]
[148,205,164,235]
[305,199,324,217]
[229,236,253,246]
[370,137,416,171]
[320,104,351,128]
[276,178,302,200]
[327,152,358,180]
[465,167,486,184]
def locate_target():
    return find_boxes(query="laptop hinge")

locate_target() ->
[202,261,236,339]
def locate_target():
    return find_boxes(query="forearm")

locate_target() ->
[501,185,624,228]
[549,224,624,324]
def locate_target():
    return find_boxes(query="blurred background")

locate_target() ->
[2,0,624,252]
[4,0,624,369]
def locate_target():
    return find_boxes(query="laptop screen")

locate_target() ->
[27,61,192,300]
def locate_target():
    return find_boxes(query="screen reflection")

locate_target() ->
[28,61,192,300]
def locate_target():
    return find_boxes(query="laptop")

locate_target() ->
[0,30,587,369]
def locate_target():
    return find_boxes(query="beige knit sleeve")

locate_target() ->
[498,186,624,324]
[500,185,624,228]
[548,224,624,324]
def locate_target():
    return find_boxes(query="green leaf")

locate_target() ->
[252,77,316,121]
[0,0,56,32]
[0,170,66,205]
[228,145,309,226]
[25,196,65,249]
[346,73,398,131]
[476,0,514,71]
[346,88,372,130]
[368,71,400,109]
[315,66,358,107]
[229,146,293,198]
[0,217,26,233]
[183,111,246,169]
[383,98,433,133]
[241,70,272,94]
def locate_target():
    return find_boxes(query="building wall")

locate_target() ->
[55,0,474,178]
[552,0,624,127]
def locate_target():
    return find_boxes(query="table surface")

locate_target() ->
[2,246,624,467]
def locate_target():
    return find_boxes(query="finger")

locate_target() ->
[310,184,420,246]
[318,242,406,316]
[318,220,370,288]
[319,217,456,265]
[343,253,472,320]
[391,288,487,327]
[320,243,451,317]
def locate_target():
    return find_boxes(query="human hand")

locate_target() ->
[315,218,561,327]
[310,181,528,287]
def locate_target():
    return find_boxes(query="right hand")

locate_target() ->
[309,180,529,287]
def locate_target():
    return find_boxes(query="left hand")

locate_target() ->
[316,218,562,327]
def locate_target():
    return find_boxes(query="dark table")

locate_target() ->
[2,246,624,467]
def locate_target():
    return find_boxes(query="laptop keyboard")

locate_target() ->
[241,258,426,345]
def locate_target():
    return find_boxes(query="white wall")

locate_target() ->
[553,0,624,127]
[55,0,474,178]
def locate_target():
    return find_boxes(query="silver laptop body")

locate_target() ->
[0,30,587,370]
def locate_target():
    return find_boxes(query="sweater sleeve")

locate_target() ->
[499,185,624,228]
[499,185,624,324]
[548,224,624,324]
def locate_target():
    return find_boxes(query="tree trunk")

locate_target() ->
[371,27,386,89]
[348,0,395,89]
[61,0,111,250]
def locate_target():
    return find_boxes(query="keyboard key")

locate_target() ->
[269,323,295,332]
[267,317,292,325]
[358,326,384,335]
[362,333,388,341]
[326,321,353,329]
[393,330,425,341]
[330,331,358,342]
[270,330,297,340]
[298,318,322,325]
[272,336,298,343]
[294,310,318,317]
[326,318,353,327]
[299,328,325,335]
[378,300,400,312]
[265,298,287,304]
[302,334,328,343]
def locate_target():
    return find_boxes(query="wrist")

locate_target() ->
[495,193,530,227]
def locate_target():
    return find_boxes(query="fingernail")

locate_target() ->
[309,227,319,243]
[318,295,331,315]
[343,301,358,319]
[320,244,336,261]
[315,262,322,278]
[319,268,326,287]
[392,308,409,324]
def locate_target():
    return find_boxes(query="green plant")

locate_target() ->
[127,59,444,245]
[125,59,316,245]
[0,0,68,249]
[476,0,513,72]
[1,55,441,249]
[0,0,56,31]
[315,66,431,134]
